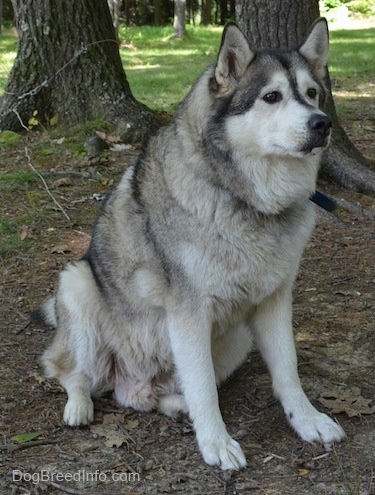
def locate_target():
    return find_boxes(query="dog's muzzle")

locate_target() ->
[309,113,332,137]
[303,113,332,153]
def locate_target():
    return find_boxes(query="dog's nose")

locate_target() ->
[308,114,332,136]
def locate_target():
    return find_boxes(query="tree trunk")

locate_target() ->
[154,0,163,25]
[124,0,131,26]
[107,0,120,38]
[0,0,160,143]
[174,0,186,38]
[235,0,375,195]
[201,0,212,25]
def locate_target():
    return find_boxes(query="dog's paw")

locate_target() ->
[199,433,246,470]
[290,410,345,445]
[63,397,94,426]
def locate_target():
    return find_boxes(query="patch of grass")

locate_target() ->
[0,171,38,192]
[329,28,375,81]
[0,130,22,147]
[59,119,112,154]
[0,219,33,258]
[119,25,221,111]
[1,24,374,113]
[119,24,375,112]
[328,27,375,116]
[0,29,17,90]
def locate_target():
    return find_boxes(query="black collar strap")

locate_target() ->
[310,190,336,212]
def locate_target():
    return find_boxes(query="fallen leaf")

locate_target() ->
[49,116,59,127]
[11,432,42,444]
[90,413,131,449]
[298,469,310,476]
[51,244,71,254]
[52,176,74,188]
[100,178,114,188]
[319,388,375,418]
[102,413,119,426]
[95,130,121,143]
[19,226,29,241]
[124,418,139,430]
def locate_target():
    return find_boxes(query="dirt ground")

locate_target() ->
[1,101,374,494]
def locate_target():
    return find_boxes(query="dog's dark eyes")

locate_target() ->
[307,88,318,99]
[263,91,282,104]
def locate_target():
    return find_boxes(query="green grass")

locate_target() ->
[0,218,33,258]
[329,28,375,82]
[0,171,40,258]
[122,24,375,112]
[0,24,374,112]
[119,25,221,111]
[0,171,38,192]
[0,29,17,90]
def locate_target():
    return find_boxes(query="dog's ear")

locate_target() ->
[214,22,255,92]
[299,17,329,79]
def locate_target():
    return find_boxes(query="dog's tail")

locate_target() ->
[30,297,57,327]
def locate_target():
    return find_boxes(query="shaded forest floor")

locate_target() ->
[1,86,375,494]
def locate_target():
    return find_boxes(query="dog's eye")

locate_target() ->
[263,91,282,104]
[307,88,318,99]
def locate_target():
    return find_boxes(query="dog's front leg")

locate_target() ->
[167,307,246,470]
[60,372,94,426]
[253,286,345,446]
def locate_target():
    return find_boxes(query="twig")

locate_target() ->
[95,407,126,414]
[45,481,90,495]
[13,109,30,132]
[1,439,59,452]
[15,320,32,334]
[40,171,91,179]
[24,147,72,225]
[368,467,374,495]
[2,39,119,120]
[312,452,331,461]
[332,195,375,218]
[263,452,287,464]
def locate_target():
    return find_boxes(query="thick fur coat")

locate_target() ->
[37,19,345,470]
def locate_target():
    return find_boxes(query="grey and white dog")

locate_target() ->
[36,18,345,470]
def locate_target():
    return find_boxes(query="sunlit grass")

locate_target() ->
[119,25,221,111]
[0,24,374,112]
[0,30,17,90]
[329,28,375,80]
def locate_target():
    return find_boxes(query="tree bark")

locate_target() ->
[201,0,212,25]
[0,0,160,143]
[174,0,186,38]
[235,0,375,195]
[107,0,120,38]
[154,0,163,25]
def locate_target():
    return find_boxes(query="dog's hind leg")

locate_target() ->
[158,394,188,419]
[43,337,95,426]
[114,374,157,413]
[253,286,346,445]
[152,371,188,419]
[42,261,109,426]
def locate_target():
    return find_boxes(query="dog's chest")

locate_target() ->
[178,206,314,307]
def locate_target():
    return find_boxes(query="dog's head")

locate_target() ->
[209,19,331,159]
